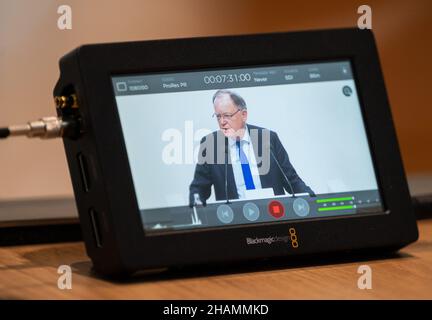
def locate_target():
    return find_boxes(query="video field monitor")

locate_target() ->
[54,28,418,276]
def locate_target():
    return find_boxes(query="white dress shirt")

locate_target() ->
[228,125,262,199]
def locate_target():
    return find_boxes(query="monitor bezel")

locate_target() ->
[66,28,418,272]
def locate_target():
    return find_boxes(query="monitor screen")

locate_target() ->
[112,61,384,233]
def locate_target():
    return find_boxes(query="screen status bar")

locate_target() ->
[112,61,353,96]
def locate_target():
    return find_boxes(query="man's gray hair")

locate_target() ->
[212,89,247,110]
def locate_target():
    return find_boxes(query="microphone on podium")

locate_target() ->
[224,136,230,204]
[269,147,296,198]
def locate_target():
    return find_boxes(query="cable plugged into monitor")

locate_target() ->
[0,94,81,140]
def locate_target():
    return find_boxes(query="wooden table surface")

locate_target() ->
[1,219,431,299]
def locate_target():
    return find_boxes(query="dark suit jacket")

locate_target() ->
[189,124,314,201]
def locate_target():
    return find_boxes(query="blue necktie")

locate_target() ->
[236,140,256,190]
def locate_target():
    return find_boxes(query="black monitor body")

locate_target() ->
[54,28,418,276]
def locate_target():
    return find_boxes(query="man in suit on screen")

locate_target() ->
[189,89,315,207]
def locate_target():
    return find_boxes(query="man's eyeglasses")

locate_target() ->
[212,109,241,121]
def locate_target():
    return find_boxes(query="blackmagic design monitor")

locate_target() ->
[54,28,418,276]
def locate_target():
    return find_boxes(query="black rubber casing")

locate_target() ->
[54,28,418,276]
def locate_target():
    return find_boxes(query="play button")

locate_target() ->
[216,204,234,224]
[293,198,310,217]
[242,202,260,221]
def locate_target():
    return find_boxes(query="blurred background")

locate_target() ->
[0,0,431,214]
